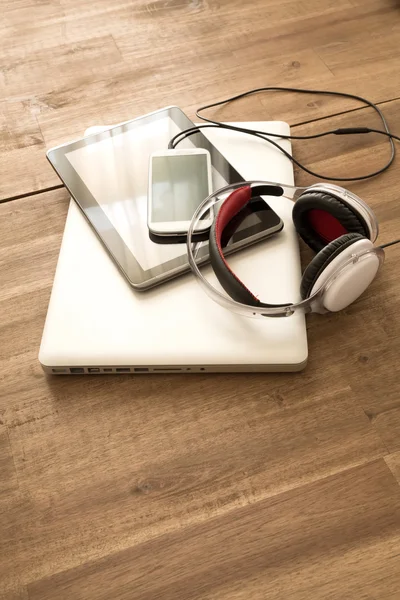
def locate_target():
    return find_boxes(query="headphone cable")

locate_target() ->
[168,86,400,247]
[169,86,397,182]
[379,239,400,249]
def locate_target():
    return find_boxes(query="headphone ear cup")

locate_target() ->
[293,190,370,253]
[301,233,365,300]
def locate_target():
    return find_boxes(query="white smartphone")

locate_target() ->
[148,148,213,235]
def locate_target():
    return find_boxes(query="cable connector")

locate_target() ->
[334,127,371,135]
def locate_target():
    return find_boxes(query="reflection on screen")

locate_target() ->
[151,154,210,222]
[66,117,226,271]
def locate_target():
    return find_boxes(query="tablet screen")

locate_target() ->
[47,107,243,287]
[65,117,188,271]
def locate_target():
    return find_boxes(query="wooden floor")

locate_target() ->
[1,0,400,598]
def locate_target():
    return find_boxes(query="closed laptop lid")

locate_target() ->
[39,122,308,372]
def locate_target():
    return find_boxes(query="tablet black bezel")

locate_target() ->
[46,106,243,289]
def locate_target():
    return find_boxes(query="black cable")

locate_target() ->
[171,124,400,146]
[380,239,400,249]
[169,122,396,182]
[169,86,396,182]
[360,128,400,142]
[169,86,400,247]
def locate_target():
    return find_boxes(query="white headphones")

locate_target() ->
[187,181,384,318]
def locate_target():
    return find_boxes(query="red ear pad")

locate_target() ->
[307,209,348,241]
[292,191,369,253]
[209,187,261,306]
[208,187,290,309]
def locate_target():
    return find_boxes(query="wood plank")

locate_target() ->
[0,588,29,600]
[0,426,24,599]
[27,460,400,600]
[292,99,400,452]
[0,36,122,98]
[34,46,336,151]
[348,345,400,454]
[0,425,18,497]
[314,27,400,72]
[1,1,400,596]
[2,97,400,589]
[2,0,400,199]
[0,186,392,593]
[1,380,386,583]
[292,99,400,239]
[386,451,400,485]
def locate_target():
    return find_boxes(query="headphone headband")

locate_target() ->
[247,184,285,198]
[186,180,384,318]
[209,185,291,309]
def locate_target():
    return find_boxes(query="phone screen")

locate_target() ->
[151,154,210,222]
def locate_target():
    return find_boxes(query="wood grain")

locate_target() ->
[291,100,400,453]
[386,451,400,484]
[27,460,400,600]
[0,425,18,497]
[2,0,400,199]
[0,589,28,600]
[0,176,398,593]
[0,195,389,591]
[1,0,400,598]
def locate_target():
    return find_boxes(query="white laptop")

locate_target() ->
[39,121,308,374]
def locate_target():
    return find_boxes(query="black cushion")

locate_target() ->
[301,233,364,299]
[293,190,369,253]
